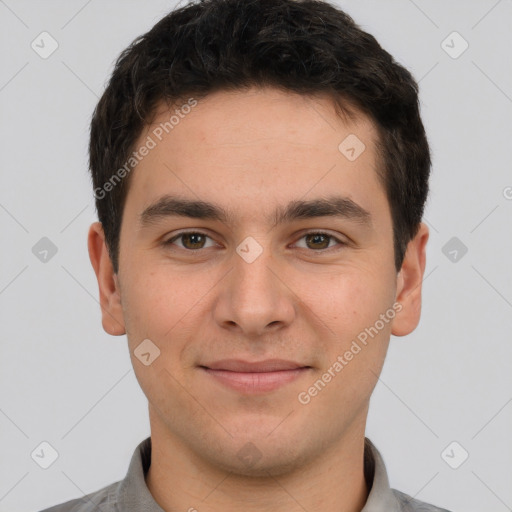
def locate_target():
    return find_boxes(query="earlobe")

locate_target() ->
[87,222,126,336]
[391,222,429,337]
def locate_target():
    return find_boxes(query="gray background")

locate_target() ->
[1,1,511,511]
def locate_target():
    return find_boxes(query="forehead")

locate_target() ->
[148,88,377,150]
[123,87,387,228]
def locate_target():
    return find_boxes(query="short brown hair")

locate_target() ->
[89,0,431,273]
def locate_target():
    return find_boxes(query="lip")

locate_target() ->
[199,359,311,393]
[201,359,308,372]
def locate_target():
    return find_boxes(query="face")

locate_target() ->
[89,87,428,476]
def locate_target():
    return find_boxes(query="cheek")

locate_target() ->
[301,268,395,385]
[304,275,393,407]
[121,269,198,403]
[121,268,194,345]
[300,267,392,331]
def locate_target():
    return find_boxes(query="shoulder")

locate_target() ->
[35,481,117,512]
[392,489,453,512]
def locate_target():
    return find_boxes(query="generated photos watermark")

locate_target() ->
[94,97,198,200]
[298,301,403,405]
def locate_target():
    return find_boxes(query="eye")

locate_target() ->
[163,230,346,252]
[293,231,346,252]
[164,231,217,250]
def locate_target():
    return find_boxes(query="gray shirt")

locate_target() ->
[38,437,452,512]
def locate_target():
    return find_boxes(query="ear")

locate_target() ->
[87,222,126,336]
[391,222,429,337]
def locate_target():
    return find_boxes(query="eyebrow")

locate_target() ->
[138,194,373,229]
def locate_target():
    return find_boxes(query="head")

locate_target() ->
[88,0,430,476]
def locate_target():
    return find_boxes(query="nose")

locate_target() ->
[212,244,296,337]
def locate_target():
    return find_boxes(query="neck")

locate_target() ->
[145,416,370,512]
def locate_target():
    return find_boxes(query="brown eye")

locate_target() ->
[304,233,331,250]
[294,231,345,251]
[164,231,215,250]
[181,233,206,249]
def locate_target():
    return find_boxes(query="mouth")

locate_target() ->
[198,359,312,393]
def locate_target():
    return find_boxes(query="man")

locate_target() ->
[40,0,451,510]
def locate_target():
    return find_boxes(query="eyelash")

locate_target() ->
[163,230,347,254]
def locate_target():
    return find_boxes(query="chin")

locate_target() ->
[199,434,314,479]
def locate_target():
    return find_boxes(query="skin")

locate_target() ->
[88,87,428,512]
